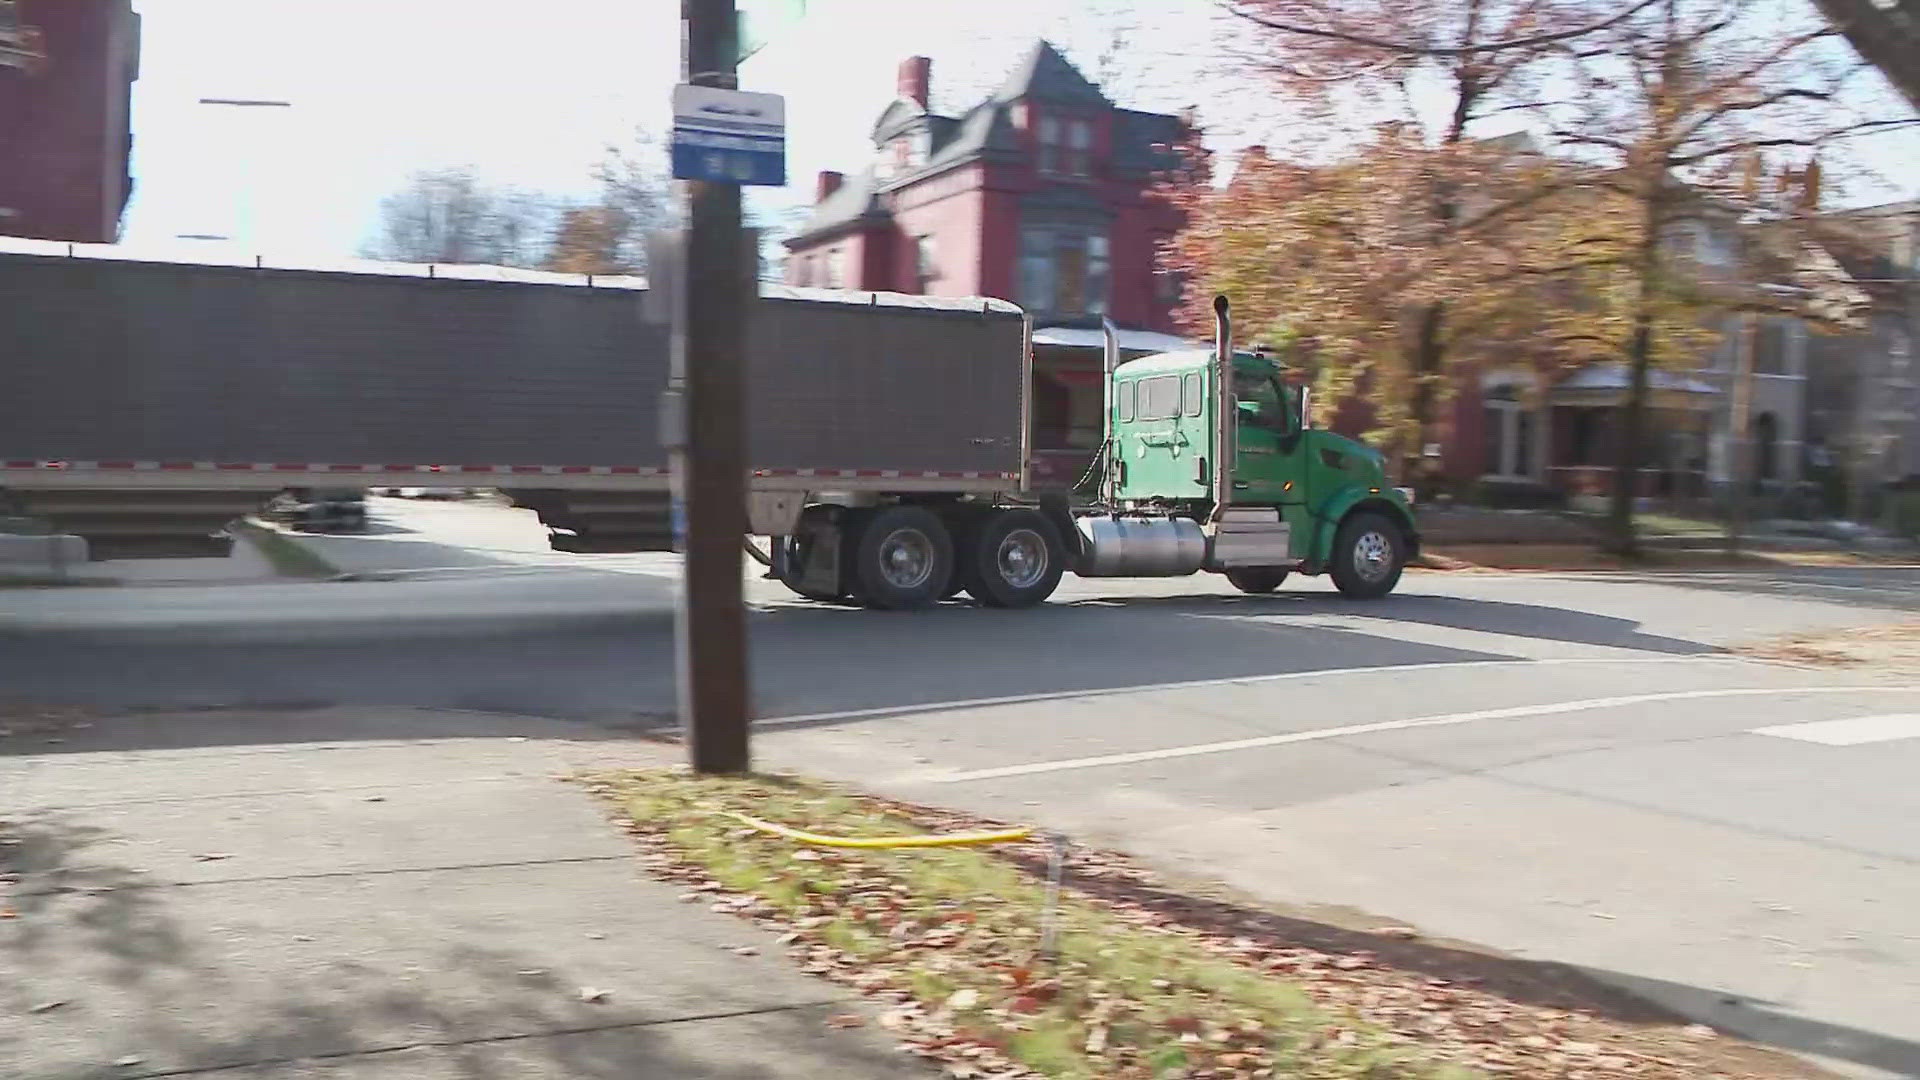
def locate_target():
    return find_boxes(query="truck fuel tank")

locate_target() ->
[1073,514,1208,577]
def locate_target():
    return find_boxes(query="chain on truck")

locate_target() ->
[0,241,1414,598]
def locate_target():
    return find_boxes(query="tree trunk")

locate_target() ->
[1408,302,1446,498]
[1608,191,1665,557]
[1810,0,1920,111]
[1608,312,1654,556]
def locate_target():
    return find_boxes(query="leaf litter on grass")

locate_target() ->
[583,770,1830,1080]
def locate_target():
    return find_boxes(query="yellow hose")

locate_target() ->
[720,810,1032,849]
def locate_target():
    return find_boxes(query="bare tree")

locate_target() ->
[363,168,561,268]
[1542,0,1908,552]
[1195,0,1637,492]
[545,130,676,275]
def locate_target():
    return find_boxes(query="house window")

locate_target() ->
[1482,383,1537,478]
[1037,115,1094,178]
[914,235,937,293]
[824,247,846,289]
[1019,227,1110,316]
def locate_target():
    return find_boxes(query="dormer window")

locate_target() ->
[1038,114,1093,178]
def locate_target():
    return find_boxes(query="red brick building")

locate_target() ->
[0,0,140,243]
[785,41,1193,484]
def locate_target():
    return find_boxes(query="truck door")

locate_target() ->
[1231,371,1310,555]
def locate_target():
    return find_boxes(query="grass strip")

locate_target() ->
[591,770,1831,1080]
[593,769,1479,1080]
[233,519,341,579]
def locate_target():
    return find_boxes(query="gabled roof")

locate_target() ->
[994,39,1109,108]
[791,167,888,243]
[792,39,1185,246]
[1112,108,1184,175]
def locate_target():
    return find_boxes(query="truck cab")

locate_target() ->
[1102,343,1418,597]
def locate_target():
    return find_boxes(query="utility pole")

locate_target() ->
[1725,310,1757,555]
[677,0,751,773]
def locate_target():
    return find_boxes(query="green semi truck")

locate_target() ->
[772,296,1418,609]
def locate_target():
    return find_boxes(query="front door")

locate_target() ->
[1231,370,1310,556]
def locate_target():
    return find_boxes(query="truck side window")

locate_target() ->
[1232,371,1287,432]
[1117,380,1134,422]
[1181,373,1203,417]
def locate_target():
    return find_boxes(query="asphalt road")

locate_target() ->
[5,497,1920,1077]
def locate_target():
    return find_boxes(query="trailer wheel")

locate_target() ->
[1225,568,1289,594]
[959,508,1064,609]
[850,505,953,610]
[1330,511,1405,599]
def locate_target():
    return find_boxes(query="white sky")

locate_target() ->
[121,0,1916,258]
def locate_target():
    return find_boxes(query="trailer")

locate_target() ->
[1,240,1417,604]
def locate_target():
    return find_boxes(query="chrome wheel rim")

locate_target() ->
[1354,530,1393,582]
[878,527,936,590]
[996,528,1049,589]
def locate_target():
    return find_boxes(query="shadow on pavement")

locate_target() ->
[1064,588,1718,656]
[0,583,1725,755]
[0,812,915,1080]
[997,846,1912,1079]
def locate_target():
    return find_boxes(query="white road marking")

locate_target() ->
[1751,713,1920,746]
[748,655,1748,731]
[922,685,1920,784]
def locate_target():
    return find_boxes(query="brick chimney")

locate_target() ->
[897,56,931,110]
[816,170,844,202]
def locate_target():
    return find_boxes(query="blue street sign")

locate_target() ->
[670,84,787,187]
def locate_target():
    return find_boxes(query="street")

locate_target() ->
[5,497,1920,1076]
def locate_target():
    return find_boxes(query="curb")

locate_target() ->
[232,518,345,580]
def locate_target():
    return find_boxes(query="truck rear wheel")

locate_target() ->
[1330,511,1405,599]
[850,505,954,610]
[1225,568,1289,594]
[959,508,1064,609]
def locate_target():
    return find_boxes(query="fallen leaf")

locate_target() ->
[1084,1025,1109,1053]
[792,849,821,861]
[825,1013,866,1029]
[579,987,611,1003]
[29,1000,68,1014]
[1373,925,1419,939]
[112,1056,143,1068]
[1008,994,1044,1014]
[192,853,233,862]
[945,988,980,1011]
[291,935,314,943]
[731,945,760,956]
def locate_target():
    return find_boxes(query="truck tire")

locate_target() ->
[1330,511,1405,599]
[1225,568,1289,594]
[771,518,848,599]
[849,505,953,610]
[959,508,1064,609]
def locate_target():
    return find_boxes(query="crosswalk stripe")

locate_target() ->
[1750,714,1920,746]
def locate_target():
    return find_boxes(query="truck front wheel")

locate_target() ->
[850,505,954,610]
[1331,511,1406,599]
[959,508,1064,608]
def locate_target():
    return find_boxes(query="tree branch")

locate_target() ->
[1222,0,1665,58]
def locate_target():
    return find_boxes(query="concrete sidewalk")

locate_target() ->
[0,708,920,1079]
